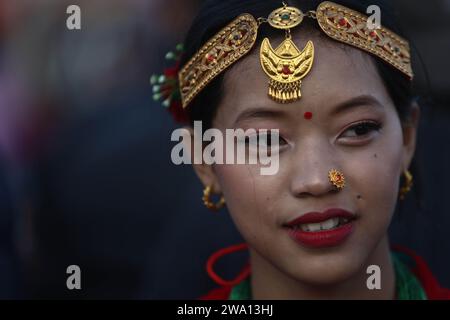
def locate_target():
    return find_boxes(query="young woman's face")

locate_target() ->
[193,33,418,285]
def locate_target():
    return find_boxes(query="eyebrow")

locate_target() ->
[232,94,384,126]
[330,94,384,116]
[232,108,286,127]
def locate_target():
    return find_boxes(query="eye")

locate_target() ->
[339,121,382,141]
[245,130,288,149]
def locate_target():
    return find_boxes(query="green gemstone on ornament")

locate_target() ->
[281,13,290,20]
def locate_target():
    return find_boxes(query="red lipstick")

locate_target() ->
[284,208,355,248]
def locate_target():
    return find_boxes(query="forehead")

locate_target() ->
[217,31,391,123]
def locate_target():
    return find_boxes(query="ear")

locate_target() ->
[401,102,420,170]
[185,127,223,194]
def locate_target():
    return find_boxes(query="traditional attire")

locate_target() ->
[151,1,449,301]
[200,244,450,300]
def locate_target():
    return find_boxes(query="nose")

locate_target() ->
[289,141,339,198]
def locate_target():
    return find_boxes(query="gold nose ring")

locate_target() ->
[328,169,345,190]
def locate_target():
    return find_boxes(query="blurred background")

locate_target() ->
[0,0,449,299]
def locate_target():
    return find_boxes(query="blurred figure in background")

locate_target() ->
[1,0,244,299]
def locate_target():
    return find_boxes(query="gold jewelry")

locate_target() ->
[203,185,226,211]
[178,1,413,109]
[260,4,314,103]
[179,14,258,108]
[399,169,413,200]
[328,169,345,190]
[315,1,413,79]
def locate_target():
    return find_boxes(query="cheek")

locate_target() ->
[347,121,404,225]
[214,164,280,241]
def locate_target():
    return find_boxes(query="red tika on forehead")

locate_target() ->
[304,111,313,120]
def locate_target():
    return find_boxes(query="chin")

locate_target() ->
[285,249,366,287]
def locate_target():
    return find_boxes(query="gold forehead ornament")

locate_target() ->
[178,1,413,108]
[260,4,314,103]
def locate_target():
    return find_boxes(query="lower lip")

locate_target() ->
[286,222,354,248]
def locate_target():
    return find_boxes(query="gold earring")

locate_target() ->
[202,185,225,211]
[399,170,413,200]
[328,169,345,190]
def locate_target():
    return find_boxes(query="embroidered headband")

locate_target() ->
[175,1,413,109]
[151,1,413,122]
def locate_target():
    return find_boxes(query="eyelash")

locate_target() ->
[339,120,382,141]
[242,121,381,148]
[244,131,288,147]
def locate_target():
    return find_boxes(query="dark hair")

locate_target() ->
[180,0,422,209]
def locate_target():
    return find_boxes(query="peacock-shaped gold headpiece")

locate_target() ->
[259,3,315,103]
[177,1,413,109]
